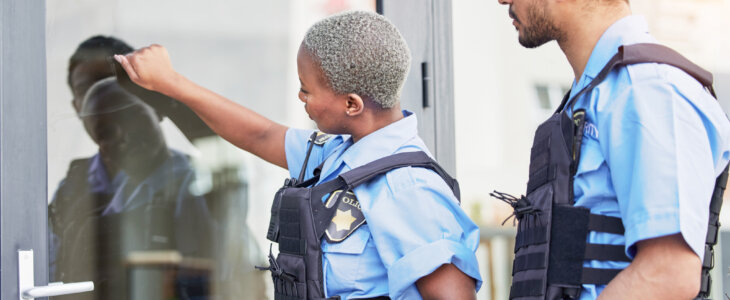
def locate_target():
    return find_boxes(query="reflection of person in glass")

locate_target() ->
[49,35,134,295]
[50,74,214,299]
[68,37,133,115]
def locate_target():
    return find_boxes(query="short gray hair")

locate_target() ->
[303,10,411,109]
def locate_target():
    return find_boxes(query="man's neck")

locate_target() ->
[557,4,632,82]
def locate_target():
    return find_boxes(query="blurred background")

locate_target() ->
[43,0,730,299]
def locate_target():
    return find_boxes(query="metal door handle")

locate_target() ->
[18,250,94,299]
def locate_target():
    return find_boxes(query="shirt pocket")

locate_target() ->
[321,225,371,288]
[575,134,605,177]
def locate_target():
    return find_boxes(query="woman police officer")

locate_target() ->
[116,11,481,299]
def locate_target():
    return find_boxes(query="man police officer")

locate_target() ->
[495,0,730,299]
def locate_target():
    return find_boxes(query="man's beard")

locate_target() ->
[516,4,562,48]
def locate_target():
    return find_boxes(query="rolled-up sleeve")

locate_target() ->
[599,78,730,258]
[359,167,482,299]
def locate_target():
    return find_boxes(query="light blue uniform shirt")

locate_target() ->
[285,111,482,299]
[565,15,730,299]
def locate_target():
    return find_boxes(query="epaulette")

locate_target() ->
[309,131,333,145]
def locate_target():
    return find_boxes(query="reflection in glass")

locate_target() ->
[47,1,376,299]
[50,75,217,299]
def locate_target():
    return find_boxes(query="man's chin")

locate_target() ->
[518,36,550,49]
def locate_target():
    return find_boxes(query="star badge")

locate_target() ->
[331,209,357,232]
[324,190,366,243]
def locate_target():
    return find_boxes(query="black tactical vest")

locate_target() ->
[260,133,460,300]
[493,43,728,300]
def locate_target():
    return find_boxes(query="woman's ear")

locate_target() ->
[345,93,365,116]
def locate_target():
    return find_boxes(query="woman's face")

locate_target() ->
[296,45,349,134]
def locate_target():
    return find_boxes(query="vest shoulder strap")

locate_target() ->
[313,151,460,201]
[296,132,332,184]
[309,151,460,240]
[620,43,714,93]
[560,43,717,113]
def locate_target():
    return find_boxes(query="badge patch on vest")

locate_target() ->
[310,132,333,145]
[324,190,365,243]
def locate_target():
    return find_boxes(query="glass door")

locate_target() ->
[44,1,375,299]
[2,0,456,299]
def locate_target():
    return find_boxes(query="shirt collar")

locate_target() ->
[572,15,656,97]
[88,153,126,193]
[341,110,419,169]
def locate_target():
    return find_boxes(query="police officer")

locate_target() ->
[116,11,481,299]
[495,0,730,299]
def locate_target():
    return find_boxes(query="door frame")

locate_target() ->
[1,0,48,298]
[378,0,456,174]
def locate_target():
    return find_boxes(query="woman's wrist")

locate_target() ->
[158,71,186,100]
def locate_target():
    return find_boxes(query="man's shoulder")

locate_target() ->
[56,156,95,192]
[621,60,710,98]
[589,60,717,116]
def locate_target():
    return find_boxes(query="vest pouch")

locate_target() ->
[511,183,554,300]
[509,112,578,299]
[271,187,318,299]
[273,253,307,299]
[267,186,287,242]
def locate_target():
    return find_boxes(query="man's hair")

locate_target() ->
[68,35,133,87]
[302,11,411,109]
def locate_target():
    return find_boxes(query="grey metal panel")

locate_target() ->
[380,0,456,174]
[431,0,456,175]
[1,0,48,298]
[380,0,437,158]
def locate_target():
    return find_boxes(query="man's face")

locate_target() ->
[70,60,115,113]
[81,91,166,175]
[501,0,562,48]
[296,45,348,134]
